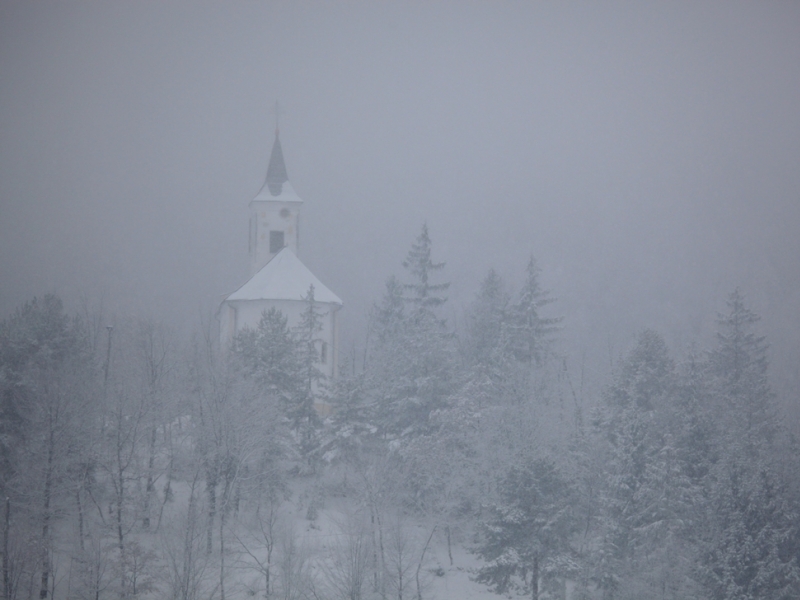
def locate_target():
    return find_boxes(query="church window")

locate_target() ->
[269,230,284,253]
[320,341,328,364]
[280,208,290,218]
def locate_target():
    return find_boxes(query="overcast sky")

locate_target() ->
[1,1,799,401]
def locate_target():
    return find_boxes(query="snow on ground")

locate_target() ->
[284,481,506,600]
[426,544,501,600]
[52,470,511,600]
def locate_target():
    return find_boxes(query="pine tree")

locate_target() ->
[401,223,449,318]
[606,329,674,411]
[699,290,800,600]
[506,256,560,367]
[463,269,509,370]
[474,457,576,600]
[372,275,405,346]
[591,330,699,598]
[456,269,512,412]
[700,462,800,600]
[709,288,776,453]
[367,225,455,438]
[329,361,374,460]
[233,307,300,408]
[673,352,718,489]
[292,285,326,457]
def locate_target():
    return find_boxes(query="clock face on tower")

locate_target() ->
[280,208,290,218]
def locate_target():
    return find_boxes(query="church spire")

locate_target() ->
[249,124,302,275]
[265,130,288,196]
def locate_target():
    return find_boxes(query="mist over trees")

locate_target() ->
[1,226,798,600]
[2,3,799,599]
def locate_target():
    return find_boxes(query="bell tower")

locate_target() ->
[249,129,303,275]
[221,123,343,387]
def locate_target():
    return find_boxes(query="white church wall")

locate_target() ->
[249,199,301,275]
[221,298,340,379]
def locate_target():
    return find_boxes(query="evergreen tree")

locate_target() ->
[457,269,512,411]
[401,223,449,318]
[605,329,674,411]
[506,256,560,367]
[233,307,300,408]
[292,285,326,456]
[232,294,324,463]
[592,330,697,599]
[698,290,800,600]
[463,269,509,369]
[372,275,405,345]
[709,288,776,452]
[700,462,800,600]
[329,361,374,459]
[474,457,576,600]
[672,352,718,489]
[367,225,455,438]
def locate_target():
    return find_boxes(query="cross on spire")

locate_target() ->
[273,100,282,136]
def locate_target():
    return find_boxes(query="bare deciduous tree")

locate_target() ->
[321,512,372,600]
[160,474,212,600]
[276,528,315,600]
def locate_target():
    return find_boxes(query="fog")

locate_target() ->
[2,1,799,404]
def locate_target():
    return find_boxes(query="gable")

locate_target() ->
[225,247,342,305]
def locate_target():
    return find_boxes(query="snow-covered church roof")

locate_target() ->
[225,248,342,305]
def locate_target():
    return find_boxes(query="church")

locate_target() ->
[219,130,342,382]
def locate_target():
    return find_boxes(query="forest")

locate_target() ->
[1,225,798,600]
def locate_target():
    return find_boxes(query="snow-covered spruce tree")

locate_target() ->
[697,290,800,600]
[468,259,564,448]
[328,361,374,461]
[367,225,456,439]
[233,290,327,465]
[709,288,776,454]
[474,456,577,600]
[506,256,561,368]
[0,295,84,488]
[672,351,718,492]
[327,276,405,456]
[700,461,800,600]
[456,260,562,414]
[292,284,326,460]
[233,306,301,413]
[591,330,701,599]
[393,269,516,565]
[464,269,509,361]
[374,275,405,346]
[459,268,516,408]
[401,223,449,317]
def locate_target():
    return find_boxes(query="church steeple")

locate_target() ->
[221,124,342,385]
[249,129,303,275]
[265,130,288,196]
